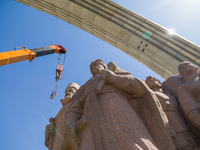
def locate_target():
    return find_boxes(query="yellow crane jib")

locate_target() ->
[0,49,36,66]
[0,44,67,66]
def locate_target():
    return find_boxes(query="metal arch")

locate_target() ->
[15,0,200,79]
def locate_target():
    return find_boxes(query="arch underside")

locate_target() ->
[16,0,200,79]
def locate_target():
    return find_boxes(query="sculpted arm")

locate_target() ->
[100,70,145,97]
[177,85,200,131]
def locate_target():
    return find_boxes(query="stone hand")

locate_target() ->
[45,122,55,148]
[100,69,115,83]
[46,124,55,136]
[94,70,115,94]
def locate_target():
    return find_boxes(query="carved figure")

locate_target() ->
[60,82,80,107]
[176,62,200,137]
[145,76,199,149]
[45,82,80,150]
[61,59,176,150]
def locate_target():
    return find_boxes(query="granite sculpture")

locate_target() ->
[164,62,200,139]
[176,62,200,135]
[145,76,199,149]
[45,60,200,150]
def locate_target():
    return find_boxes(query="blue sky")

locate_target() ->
[0,0,200,149]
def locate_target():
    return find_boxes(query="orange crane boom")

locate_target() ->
[0,44,67,66]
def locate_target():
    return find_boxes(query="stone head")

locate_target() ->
[65,82,80,98]
[60,82,80,106]
[145,76,162,91]
[178,61,199,78]
[90,59,107,76]
[107,61,117,72]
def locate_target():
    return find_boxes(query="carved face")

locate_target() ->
[145,76,162,90]
[91,64,105,76]
[178,62,198,78]
[61,83,80,107]
[65,87,77,99]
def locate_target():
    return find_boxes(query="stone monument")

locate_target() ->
[45,60,200,150]
[145,76,199,149]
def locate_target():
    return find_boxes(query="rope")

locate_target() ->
[55,79,59,93]
[63,52,67,65]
